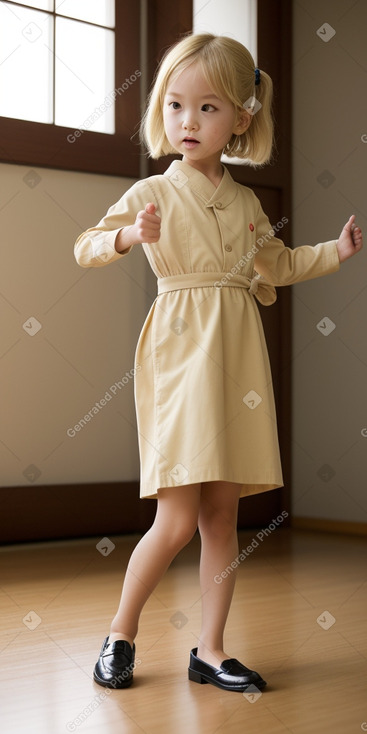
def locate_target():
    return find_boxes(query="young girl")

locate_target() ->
[74,33,362,692]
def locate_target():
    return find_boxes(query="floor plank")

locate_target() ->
[0,528,366,734]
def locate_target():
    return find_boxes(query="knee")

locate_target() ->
[198,507,237,542]
[154,484,200,552]
[162,516,198,552]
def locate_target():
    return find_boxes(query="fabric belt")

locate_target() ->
[157,271,276,306]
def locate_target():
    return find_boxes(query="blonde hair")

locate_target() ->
[140,33,274,166]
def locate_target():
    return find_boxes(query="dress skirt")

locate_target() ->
[134,272,283,499]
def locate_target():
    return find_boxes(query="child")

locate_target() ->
[74,33,363,692]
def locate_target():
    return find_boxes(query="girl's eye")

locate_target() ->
[169,101,181,110]
[202,104,216,112]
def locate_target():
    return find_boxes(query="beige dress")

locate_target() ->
[74,159,340,499]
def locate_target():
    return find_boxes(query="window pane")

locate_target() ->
[54,17,115,133]
[0,3,53,123]
[5,0,53,9]
[55,0,115,28]
[193,0,257,62]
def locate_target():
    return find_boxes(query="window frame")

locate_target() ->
[0,1,141,178]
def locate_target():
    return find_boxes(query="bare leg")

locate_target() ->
[196,480,241,668]
[108,483,201,646]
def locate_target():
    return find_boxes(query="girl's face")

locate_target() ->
[163,62,249,171]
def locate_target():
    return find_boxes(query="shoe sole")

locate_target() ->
[188,666,267,692]
[93,668,133,689]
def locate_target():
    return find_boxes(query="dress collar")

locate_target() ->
[163,159,238,209]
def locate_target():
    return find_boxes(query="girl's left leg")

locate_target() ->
[196,480,242,668]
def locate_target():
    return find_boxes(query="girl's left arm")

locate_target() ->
[253,202,363,287]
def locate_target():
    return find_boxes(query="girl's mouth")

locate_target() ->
[183,137,200,148]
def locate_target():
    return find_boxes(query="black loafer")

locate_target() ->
[93,636,135,688]
[188,648,267,692]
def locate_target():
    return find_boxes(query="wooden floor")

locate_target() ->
[0,528,366,734]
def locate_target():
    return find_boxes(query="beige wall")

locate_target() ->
[292,0,367,522]
[0,162,155,486]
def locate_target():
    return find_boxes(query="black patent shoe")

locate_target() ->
[188,648,267,692]
[93,636,135,688]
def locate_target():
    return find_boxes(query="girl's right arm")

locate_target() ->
[74,180,160,268]
[115,203,160,253]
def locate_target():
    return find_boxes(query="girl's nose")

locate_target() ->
[183,114,198,132]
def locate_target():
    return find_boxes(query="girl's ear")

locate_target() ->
[233,108,252,136]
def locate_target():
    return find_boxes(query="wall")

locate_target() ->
[292,0,367,523]
[0,162,154,487]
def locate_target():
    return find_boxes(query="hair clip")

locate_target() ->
[242,96,256,113]
[254,68,261,86]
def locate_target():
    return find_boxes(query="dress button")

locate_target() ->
[225,244,232,252]
[215,201,223,208]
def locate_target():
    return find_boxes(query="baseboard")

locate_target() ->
[0,482,288,545]
[291,516,367,536]
[0,481,156,545]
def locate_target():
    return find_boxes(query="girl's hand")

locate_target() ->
[115,203,160,253]
[336,215,363,262]
[134,202,161,244]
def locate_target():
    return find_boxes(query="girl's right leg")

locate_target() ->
[108,483,201,646]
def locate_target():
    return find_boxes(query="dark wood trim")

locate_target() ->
[146,0,194,177]
[113,0,142,174]
[0,116,141,177]
[0,482,290,546]
[0,1,142,177]
[236,0,293,523]
[0,483,155,545]
[145,0,194,80]
[292,517,367,537]
[267,0,293,521]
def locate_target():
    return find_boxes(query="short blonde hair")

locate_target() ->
[140,33,274,166]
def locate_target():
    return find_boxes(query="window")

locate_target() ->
[193,0,257,60]
[0,0,141,176]
[0,1,115,130]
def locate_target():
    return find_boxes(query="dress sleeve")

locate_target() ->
[74,179,159,268]
[253,200,340,286]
